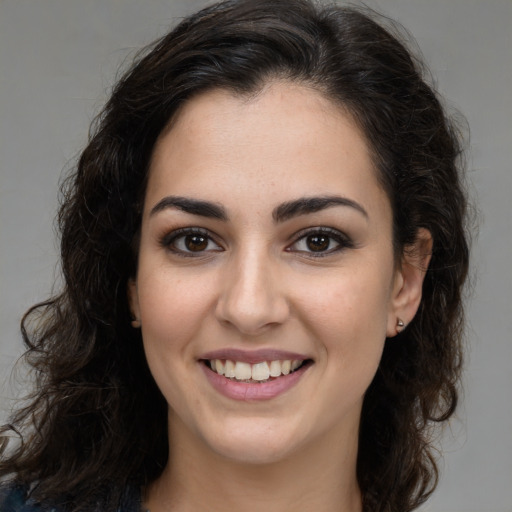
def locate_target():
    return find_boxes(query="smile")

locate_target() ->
[199,350,313,401]
[207,359,305,382]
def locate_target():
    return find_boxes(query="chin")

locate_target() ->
[213,440,297,466]
[203,418,305,465]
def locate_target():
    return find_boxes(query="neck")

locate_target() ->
[144,415,363,512]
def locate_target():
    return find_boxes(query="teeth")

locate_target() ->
[269,360,282,377]
[224,359,236,378]
[291,359,301,371]
[251,362,270,381]
[214,359,225,376]
[208,358,304,381]
[234,361,252,380]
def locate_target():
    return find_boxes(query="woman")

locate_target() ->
[0,0,469,511]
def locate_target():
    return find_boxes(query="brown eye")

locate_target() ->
[288,227,352,257]
[306,234,330,252]
[161,228,222,256]
[185,234,208,252]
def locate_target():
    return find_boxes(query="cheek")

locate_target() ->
[293,268,392,366]
[299,271,391,330]
[136,269,213,357]
[135,271,212,410]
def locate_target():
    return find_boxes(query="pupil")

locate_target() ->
[307,235,329,251]
[186,235,208,251]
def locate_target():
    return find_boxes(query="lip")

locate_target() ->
[200,358,312,401]
[200,348,310,364]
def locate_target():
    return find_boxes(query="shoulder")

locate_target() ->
[0,484,54,512]
[0,483,141,512]
[0,484,31,511]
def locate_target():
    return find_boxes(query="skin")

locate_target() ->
[129,82,431,512]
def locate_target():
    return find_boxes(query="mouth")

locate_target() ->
[198,349,313,400]
[203,358,313,383]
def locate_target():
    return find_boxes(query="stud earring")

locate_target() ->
[396,318,405,333]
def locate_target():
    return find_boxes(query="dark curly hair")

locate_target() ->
[0,1,469,511]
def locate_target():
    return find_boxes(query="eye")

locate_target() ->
[160,228,223,256]
[287,228,352,256]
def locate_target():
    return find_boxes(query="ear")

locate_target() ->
[127,278,141,328]
[387,228,433,337]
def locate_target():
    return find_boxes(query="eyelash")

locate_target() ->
[287,227,354,257]
[159,228,223,257]
[159,227,353,258]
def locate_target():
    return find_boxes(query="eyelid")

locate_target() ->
[159,227,223,256]
[159,225,353,258]
[286,226,354,256]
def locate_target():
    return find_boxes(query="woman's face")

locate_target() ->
[129,83,413,464]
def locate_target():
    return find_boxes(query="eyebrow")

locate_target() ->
[150,196,227,220]
[272,196,368,222]
[149,194,368,222]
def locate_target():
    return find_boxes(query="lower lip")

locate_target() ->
[200,362,311,401]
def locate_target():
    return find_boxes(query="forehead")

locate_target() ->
[145,83,390,224]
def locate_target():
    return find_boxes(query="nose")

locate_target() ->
[215,247,290,336]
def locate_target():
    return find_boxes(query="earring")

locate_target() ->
[396,318,405,333]
[131,318,141,329]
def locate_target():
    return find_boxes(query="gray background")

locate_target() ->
[0,1,510,510]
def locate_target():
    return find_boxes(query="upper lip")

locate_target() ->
[200,348,311,364]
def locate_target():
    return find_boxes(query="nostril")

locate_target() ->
[214,268,290,335]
